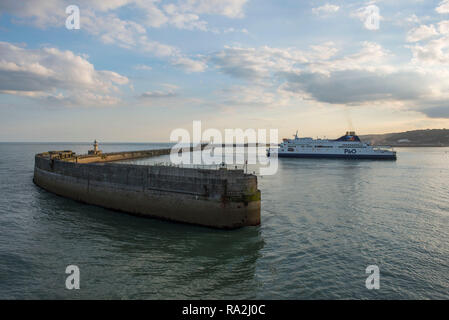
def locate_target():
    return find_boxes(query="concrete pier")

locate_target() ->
[33,146,261,229]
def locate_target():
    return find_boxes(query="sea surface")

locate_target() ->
[0,142,448,299]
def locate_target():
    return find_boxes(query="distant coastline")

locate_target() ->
[385,144,449,147]
[360,129,449,147]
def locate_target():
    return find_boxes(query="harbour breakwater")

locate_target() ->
[33,146,261,229]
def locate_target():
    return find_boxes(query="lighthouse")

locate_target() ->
[88,140,102,155]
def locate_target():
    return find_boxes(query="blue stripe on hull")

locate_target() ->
[272,153,396,160]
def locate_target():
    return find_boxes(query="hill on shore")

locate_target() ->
[360,129,449,147]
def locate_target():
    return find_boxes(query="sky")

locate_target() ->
[1,0,449,142]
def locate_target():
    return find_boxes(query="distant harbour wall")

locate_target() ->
[33,148,261,229]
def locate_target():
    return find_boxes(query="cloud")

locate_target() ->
[406,20,449,65]
[210,41,449,118]
[161,0,249,31]
[312,4,340,16]
[351,5,382,30]
[406,14,421,25]
[0,41,128,106]
[82,9,205,70]
[0,0,231,74]
[0,0,65,28]
[409,34,449,64]
[218,85,281,106]
[211,46,309,80]
[163,4,207,31]
[138,82,182,100]
[0,1,176,55]
[140,90,177,99]
[134,0,169,28]
[306,42,390,75]
[421,105,449,118]
[281,70,430,105]
[223,27,248,34]
[171,56,207,72]
[406,24,439,42]
[134,64,152,71]
[438,20,449,33]
[436,0,449,14]
[176,0,248,18]
[82,0,135,12]
[0,0,248,30]
[211,42,386,81]
[82,11,147,49]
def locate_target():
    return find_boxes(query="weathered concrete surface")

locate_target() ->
[33,148,261,229]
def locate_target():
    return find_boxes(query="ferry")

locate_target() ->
[267,131,396,160]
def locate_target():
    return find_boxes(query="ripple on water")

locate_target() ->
[0,144,448,299]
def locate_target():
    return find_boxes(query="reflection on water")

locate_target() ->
[28,183,264,299]
[0,143,448,299]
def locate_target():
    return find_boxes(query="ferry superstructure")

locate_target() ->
[268,131,396,160]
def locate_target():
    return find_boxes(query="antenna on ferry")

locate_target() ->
[294,130,298,139]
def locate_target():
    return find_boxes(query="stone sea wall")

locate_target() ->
[33,149,261,229]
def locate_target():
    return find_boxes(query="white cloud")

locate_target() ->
[0,0,247,31]
[163,4,207,31]
[82,11,146,49]
[212,45,310,80]
[79,0,135,12]
[137,35,178,57]
[312,4,340,16]
[307,42,391,75]
[438,20,449,33]
[308,42,339,60]
[407,21,449,66]
[406,14,421,25]
[211,42,387,81]
[161,0,248,31]
[177,0,248,18]
[351,5,382,30]
[409,35,449,65]
[134,0,169,28]
[0,0,212,74]
[406,24,439,42]
[436,0,449,14]
[0,0,65,28]
[171,56,207,72]
[406,20,449,66]
[222,27,249,34]
[0,42,128,106]
[81,9,206,71]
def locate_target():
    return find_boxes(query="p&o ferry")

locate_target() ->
[267,131,396,160]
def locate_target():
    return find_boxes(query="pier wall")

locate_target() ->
[33,150,260,229]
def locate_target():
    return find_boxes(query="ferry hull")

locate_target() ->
[276,153,396,160]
